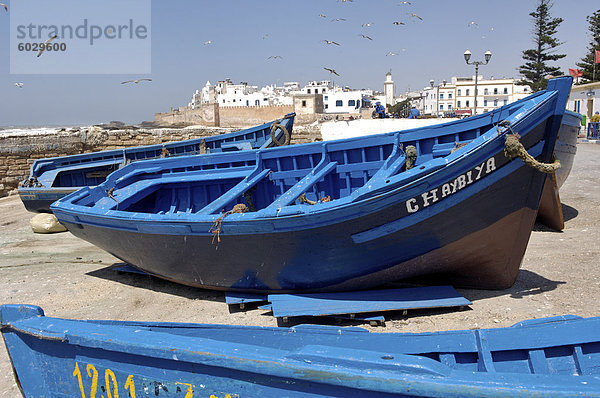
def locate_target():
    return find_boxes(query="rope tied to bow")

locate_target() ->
[504,133,560,174]
[209,203,248,244]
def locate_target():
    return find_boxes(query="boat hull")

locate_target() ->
[2,304,600,398]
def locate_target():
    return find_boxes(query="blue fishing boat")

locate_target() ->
[51,77,572,292]
[2,304,599,397]
[18,114,295,213]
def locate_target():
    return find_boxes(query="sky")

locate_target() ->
[0,0,598,126]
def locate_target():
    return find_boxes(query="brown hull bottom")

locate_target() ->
[333,208,538,291]
[536,173,564,231]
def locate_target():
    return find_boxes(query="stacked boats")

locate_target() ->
[49,77,572,292]
[5,77,598,397]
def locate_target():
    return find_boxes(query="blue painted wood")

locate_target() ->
[225,292,268,305]
[50,78,574,292]
[18,113,295,213]
[2,304,600,397]
[267,286,471,318]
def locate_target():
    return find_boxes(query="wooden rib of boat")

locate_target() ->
[1,304,599,397]
[51,78,572,292]
[18,113,295,213]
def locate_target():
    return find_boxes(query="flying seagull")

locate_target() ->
[203,40,212,45]
[0,3,7,12]
[408,13,423,20]
[398,1,411,4]
[37,35,58,57]
[361,22,373,27]
[318,13,326,18]
[324,67,339,76]
[262,34,269,39]
[121,78,152,84]
[468,21,479,28]
[15,82,23,88]
[392,21,405,26]
[267,55,282,60]
[359,34,373,40]
[386,52,400,56]
[331,18,346,22]
[321,40,340,46]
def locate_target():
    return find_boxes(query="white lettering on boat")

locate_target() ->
[406,156,497,214]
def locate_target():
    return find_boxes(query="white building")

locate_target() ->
[323,89,372,114]
[415,76,532,116]
[568,81,600,122]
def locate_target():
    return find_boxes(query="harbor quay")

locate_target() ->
[0,144,599,395]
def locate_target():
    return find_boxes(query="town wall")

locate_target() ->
[218,105,294,127]
[0,126,234,198]
[0,122,321,199]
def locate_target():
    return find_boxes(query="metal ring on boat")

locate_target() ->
[270,122,290,146]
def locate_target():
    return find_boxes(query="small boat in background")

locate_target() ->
[536,110,582,230]
[18,113,295,213]
[2,304,599,397]
[51,77,571,292]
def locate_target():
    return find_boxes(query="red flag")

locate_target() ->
[596,50,600,64]
[569,68,583,77]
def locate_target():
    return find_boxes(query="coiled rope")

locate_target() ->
[270,122,291,146]
[405,145,417,170]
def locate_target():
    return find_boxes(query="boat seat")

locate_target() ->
[196,168,272,215]
[262,161,338,215]
[96,167,257,210]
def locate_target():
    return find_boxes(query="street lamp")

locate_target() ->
[464,50,492,116]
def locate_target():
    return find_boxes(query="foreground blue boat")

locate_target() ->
[1,304,599,397]
[52,78,572,292]
[18,114,295,213]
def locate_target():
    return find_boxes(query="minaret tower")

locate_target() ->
[384,71,394,106]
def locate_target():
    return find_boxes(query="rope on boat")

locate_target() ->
[209,203,248,244]
[243,187,257,212]
[161,145,170,158]
[270,122,291,146]
[504,133,561,174]
[106,187,119,209]
[298,193,331,205]
[451,142,469,153]
[20,176,43,188]
[405,145,417,170]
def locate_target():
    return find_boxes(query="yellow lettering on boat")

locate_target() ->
[73,362,87,398]
[175,382,194,398]
[124,375,136,398]
[105,368,119,398]
[86,364,98,398]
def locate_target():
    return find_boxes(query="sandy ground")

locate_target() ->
[1,143,600,396]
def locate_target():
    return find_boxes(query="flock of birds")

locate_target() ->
[5,1,494,88]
